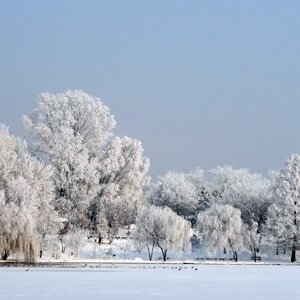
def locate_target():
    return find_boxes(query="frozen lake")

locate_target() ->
[1,264,300,299]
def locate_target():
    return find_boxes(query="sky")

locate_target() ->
[0,1,300,180]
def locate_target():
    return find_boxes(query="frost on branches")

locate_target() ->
[23,90,115,226]
[23,90,150,236]
[147,171,198,218]
[197,204,244,261]
[93,136,150,228]
[267,154,300,262]
[132,205,191,261]
[0,124,57,262]
[210,166,271,253]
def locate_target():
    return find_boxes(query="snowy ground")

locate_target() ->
[1,228,299,299]
[32,226,294,264]
[1,264,300,299]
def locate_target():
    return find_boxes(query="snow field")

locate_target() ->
[1,264,300,300]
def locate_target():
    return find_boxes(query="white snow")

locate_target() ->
[1,264,300,299]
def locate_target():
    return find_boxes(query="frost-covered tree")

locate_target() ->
[197,204,244,261]
[57,222,85,256]
[0,124,56,261]
[90,136,150,229]
[148,171,197,218]
[187,167,212,213]
[95,206,109,244]
[132,205,191,261]
[23,90,150,231]
[131,206,156,260]
[210,166,271,252]
[23,90,115,226]
[266,154,300,262]
[244,220,261,262]
[107,214,119,244]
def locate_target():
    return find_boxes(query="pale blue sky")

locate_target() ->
[0,1,299,179]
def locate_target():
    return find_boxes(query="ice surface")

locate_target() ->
[1,264,300,299]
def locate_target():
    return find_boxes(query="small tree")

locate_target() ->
[244,220,261,262]
[120,240,131,260]
[132,206,156,260]
[69,229,85,257]
[57,221,70,253]
[197,204,244,261]
[133,205,191,261]
[96,209,109,244]
[107,214,119,244]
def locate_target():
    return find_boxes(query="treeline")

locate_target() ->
[136,156,300,263]
[0,90,299,263]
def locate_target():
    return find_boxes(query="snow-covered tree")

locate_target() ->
[197,203,244,261]
[132,205,191,261]
[210,166,271,252]
[131,206,156,260]
[244,220,261,262]
[187,167,212,213]
[95,206,109,244]
[0,124,57,261]
[23,90,150,231]
[107,214,119,244]
[57,222,85,256]
[148,171,197,218]
[266,154,300,262]
[91,136,150,228]
[23,90,115,226]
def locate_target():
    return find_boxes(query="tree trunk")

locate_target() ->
[29,244,34,263]
[233,251,238,262]
[162,250,167,261]
[2,249,8,260]
[146,240,155,261]
[156,241,168,261]
[291,245,296,263]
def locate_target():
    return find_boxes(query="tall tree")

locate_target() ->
[0,124,56,261]
[92,136,150,228]
[23,90,116,226]
[267,154,300,262]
